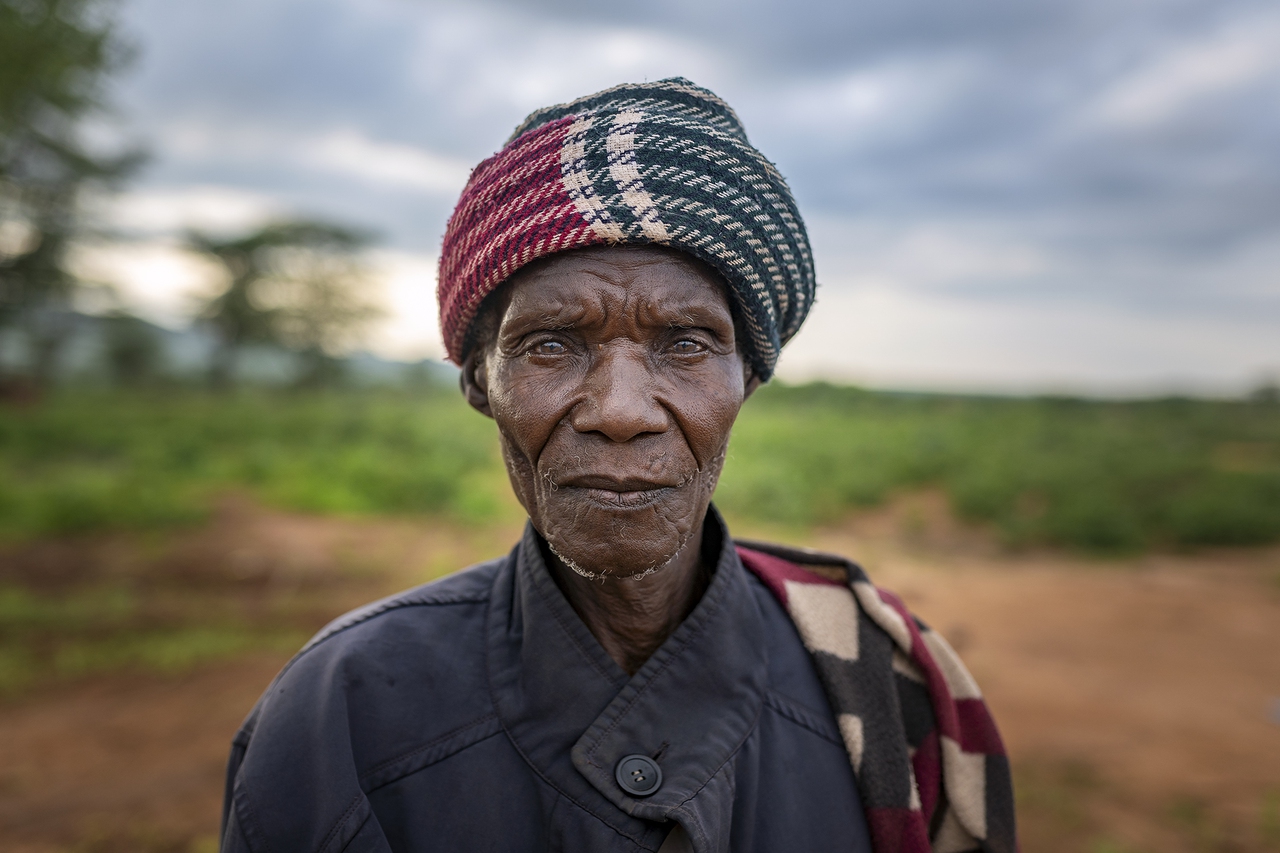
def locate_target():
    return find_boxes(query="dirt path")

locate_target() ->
[0,657,286,853]
[896,560,1278,849]
[2,505,1279,852]
[808,500,1280,852]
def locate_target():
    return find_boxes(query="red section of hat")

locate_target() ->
[438,115,603,363]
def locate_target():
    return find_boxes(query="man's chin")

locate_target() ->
[534,487,708,574]
[544,535,680,579]
[538,512,699,581]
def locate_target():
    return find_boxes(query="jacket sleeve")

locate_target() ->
[219,797,252,853]
[219,724,252,851]
[217,642,395,853]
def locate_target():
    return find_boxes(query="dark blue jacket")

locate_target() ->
[221,512,873,852]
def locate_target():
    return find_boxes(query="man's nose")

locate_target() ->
[568,345,669,442]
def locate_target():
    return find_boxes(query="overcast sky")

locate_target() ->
[87,0,1280,394]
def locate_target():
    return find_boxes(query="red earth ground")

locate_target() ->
[1,496,1278,852]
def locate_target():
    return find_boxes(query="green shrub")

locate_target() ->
[0,388,511,540]
[1,385,1276,552]
[716,386,1280,551]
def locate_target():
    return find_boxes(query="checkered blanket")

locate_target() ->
[737,543,1018,853]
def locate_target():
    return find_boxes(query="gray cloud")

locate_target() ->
[106,0,1280,389]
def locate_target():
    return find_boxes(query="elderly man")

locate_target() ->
[221,80,1016,853]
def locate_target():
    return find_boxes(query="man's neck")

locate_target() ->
[544,521,713,675]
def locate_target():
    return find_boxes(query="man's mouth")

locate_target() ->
[558,474,682,509]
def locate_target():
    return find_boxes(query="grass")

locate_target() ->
[2,384,1276,852]
[718,384,1280,551]
[0,383,1277,552]
[0,384,512,542]
[0,580,312,695]
[1263,790,1280,850]
[1014,760,1280,853]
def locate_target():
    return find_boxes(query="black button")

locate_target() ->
[615,754,662,797]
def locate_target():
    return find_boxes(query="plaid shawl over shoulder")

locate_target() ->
[736,542,1017,853]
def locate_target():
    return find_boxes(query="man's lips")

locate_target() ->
[557,474,684,508]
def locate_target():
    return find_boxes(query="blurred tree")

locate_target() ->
[1250,381,1279,405]
[102,309,161,385]
[188,221,382,388]
[0,0,140,386]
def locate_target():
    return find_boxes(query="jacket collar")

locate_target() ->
[486,507,768,852]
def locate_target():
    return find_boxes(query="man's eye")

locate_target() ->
[531,340,567,355]
[672,339,705,354]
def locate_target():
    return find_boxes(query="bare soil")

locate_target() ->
[2,496,1278,852]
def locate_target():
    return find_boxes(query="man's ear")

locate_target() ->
[460,349,494,418]
[743,362,763,400]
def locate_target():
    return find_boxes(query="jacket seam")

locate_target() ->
[360,712,498,779]
[316,793,364,853]
[762,688,844,746]
[255,595,491,717]
[230,593,493,756]
[305,595,491,654]
[491,699,652,846]
[335,808,373,853]
[360,714,504,793]
[232,776,273,853]
[528,560,620,682]
[671,695,761,811]
[580,568,725,768]
[552,789,671,850]
[486,566,652,848]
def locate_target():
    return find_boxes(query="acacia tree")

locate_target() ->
[0,0,139,386]
[188,221,382,388]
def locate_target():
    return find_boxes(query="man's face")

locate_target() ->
[464,247,751,580]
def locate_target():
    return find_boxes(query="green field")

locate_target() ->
[1,383,1277,552]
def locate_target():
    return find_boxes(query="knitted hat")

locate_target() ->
[437,77,815,380]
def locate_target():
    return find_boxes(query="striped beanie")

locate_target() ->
[437,77,815,380]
